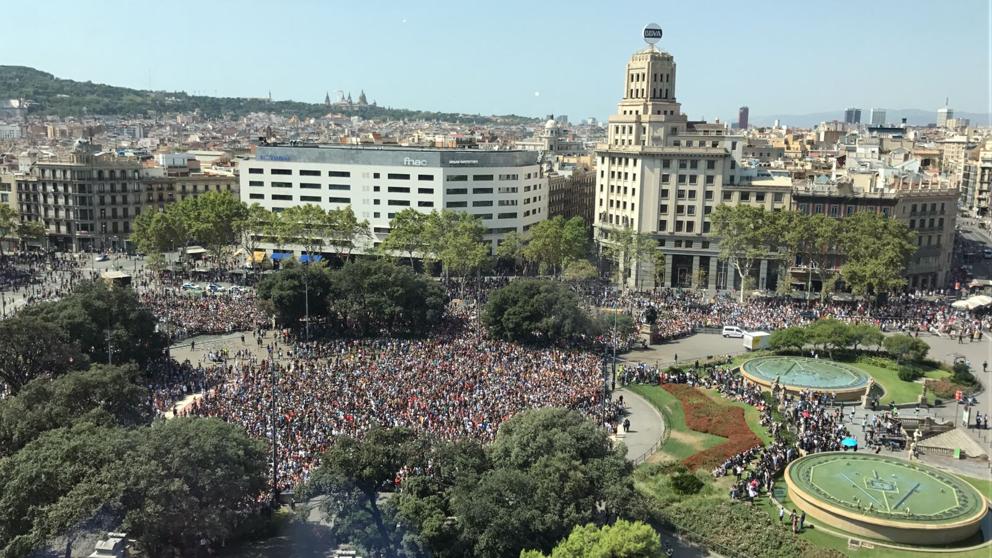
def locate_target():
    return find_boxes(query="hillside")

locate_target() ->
[0,66,535,124]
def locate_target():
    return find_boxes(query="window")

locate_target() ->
[387,186,410,193]
[272,194,293,201]
[418,201,434,207]
[270,169,292,175]
[373,172,380,179]
[662,160,671,169]
[723,192,733,201]
[248,193,264,200]
[685,222,694,233]
[271,182,292,188]
[418,187,434,194]
[703,222,711,233]
[688,190,697,200]
[677,189,686,199]
[660,189,670,198]
[773,193,784,202]
[328,197,350,204]
[755,193,765,202]
[387,173,410,180]
[328,170,350,178]
[418,174,434,181]
[740,192,750,202]
[388,200,410,206]
[706,160,716,170]
[705,190,713,200]
[472,187,494,194]
[473,175,494,181]
[678,160,687,169]
[447,175,468,182]
[373,186,380,192]
[249,180,264,187]
[497,212,518,219]
[447,201,468,208]
[661,174,671,183]
[659,204,669,214]
[705,175,714,185]
[473,200,494,207]
[446,188,468,195]
[658,219,667,230]
[689,175,698,185]
[300,195,321,202]
[300,183,321,189]
[689,160,698,169]
[300,170,321,176]
[328,184,350,191]
[248,168,263,174]
[909,219,916,229]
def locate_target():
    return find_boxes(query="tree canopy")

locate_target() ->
[256,262,334,326]
[19,281,167,367]
[0,314,87,394]
[521,520,665,558]
[482,279,596,345]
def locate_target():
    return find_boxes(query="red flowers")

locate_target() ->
[662,384,762,471]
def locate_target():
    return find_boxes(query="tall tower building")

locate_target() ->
[738,106,749,130]
[844,107,862,124]
[937,98,954,127]
[595,26,781,290]
[869,108,886,126]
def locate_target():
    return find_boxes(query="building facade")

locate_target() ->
[592,39,796,289]
[548,168,595,224]
[239,144,547,254]
[844,108,862,125]
[737,106,749,130]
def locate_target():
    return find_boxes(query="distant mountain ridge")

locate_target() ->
[751,109,990,128]
[0,66,537,124]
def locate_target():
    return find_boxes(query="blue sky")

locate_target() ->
[4,0,988,121]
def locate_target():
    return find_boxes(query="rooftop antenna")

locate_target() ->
[643,23,662,51]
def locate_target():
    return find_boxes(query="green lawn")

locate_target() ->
[627,384,724,461]
[851,362,949,405]
[961,475,992,501]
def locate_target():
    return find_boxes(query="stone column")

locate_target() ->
[663,254,673,288]
[691,255,700,288]
[759,259,769,290]
[708,257,718,291]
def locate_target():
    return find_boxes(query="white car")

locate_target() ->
[722,326,745,338]
[94,254,109,262]
[181,282,202,291]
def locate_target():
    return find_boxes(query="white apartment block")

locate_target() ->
[239,144,548,255]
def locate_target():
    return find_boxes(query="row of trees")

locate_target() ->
[712,205,916,301]
[768,319,930,364]
[256,259,446,336]
[303,408,642,558]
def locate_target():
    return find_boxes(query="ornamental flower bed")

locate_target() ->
[662,383,762,471]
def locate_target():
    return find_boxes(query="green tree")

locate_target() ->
[767,326,808,353]
[186,191,249,267]
[131,208,188,256]
[424,211,489,292]
[235,202,272,271]
[326,205,371,260]
[838,211,916,299]
[849,323,884,352]
[711,205,779,302]
[380,208,429,265]
[20,281,167,367]
[0,315,87,394]
[600,226,656,289]
[805,319,854,358]
[14,220,46,251]
[795,214,842,300]
[0,364,149,456]
[883,334,930,364]
[522,520,664,558]
[307,428,421,556]
[326,259,446,336]
[280,204,330,258]
[562,259,598,282]
[119,418,269,557]
[482,279,595,344]
[0,205,17,255]
[523,216,588,276]
[0,422,135,557]
[496,230,527,274]
[256,263,334,326]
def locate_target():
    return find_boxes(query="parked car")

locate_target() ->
[983,248,992,259]
[181,282,202,291]
[94,254,109,262]
[207,282,224,292]
[722,325,745,338]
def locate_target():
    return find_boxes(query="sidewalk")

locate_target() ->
[613,387,666,464]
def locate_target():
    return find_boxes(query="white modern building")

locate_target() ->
[869,108,886,126]
[239,144,548,254]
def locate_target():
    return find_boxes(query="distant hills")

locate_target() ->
[0,66,536,124]
[751,109,990,128]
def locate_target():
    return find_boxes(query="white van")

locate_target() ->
[722,326,745,338]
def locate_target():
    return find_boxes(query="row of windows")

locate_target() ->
[249,180,350,191]
[248,193,351,204]
[249,168,353,178]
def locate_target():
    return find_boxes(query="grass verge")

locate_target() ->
[627,384,724,462]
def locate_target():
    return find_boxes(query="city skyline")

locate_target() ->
[2,0,989,122]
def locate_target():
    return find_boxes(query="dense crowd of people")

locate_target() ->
[185,316,612,490]
[140,289,264,339]
[0,252,88,316]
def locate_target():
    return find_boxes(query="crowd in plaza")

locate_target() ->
[184,318,612,490]
[0,252,89,316]
[139,289,264,339]
[583,284,992,342]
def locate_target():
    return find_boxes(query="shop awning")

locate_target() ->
[300,254,324,263]
[270,252,292,262]
[250,250,266,263]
